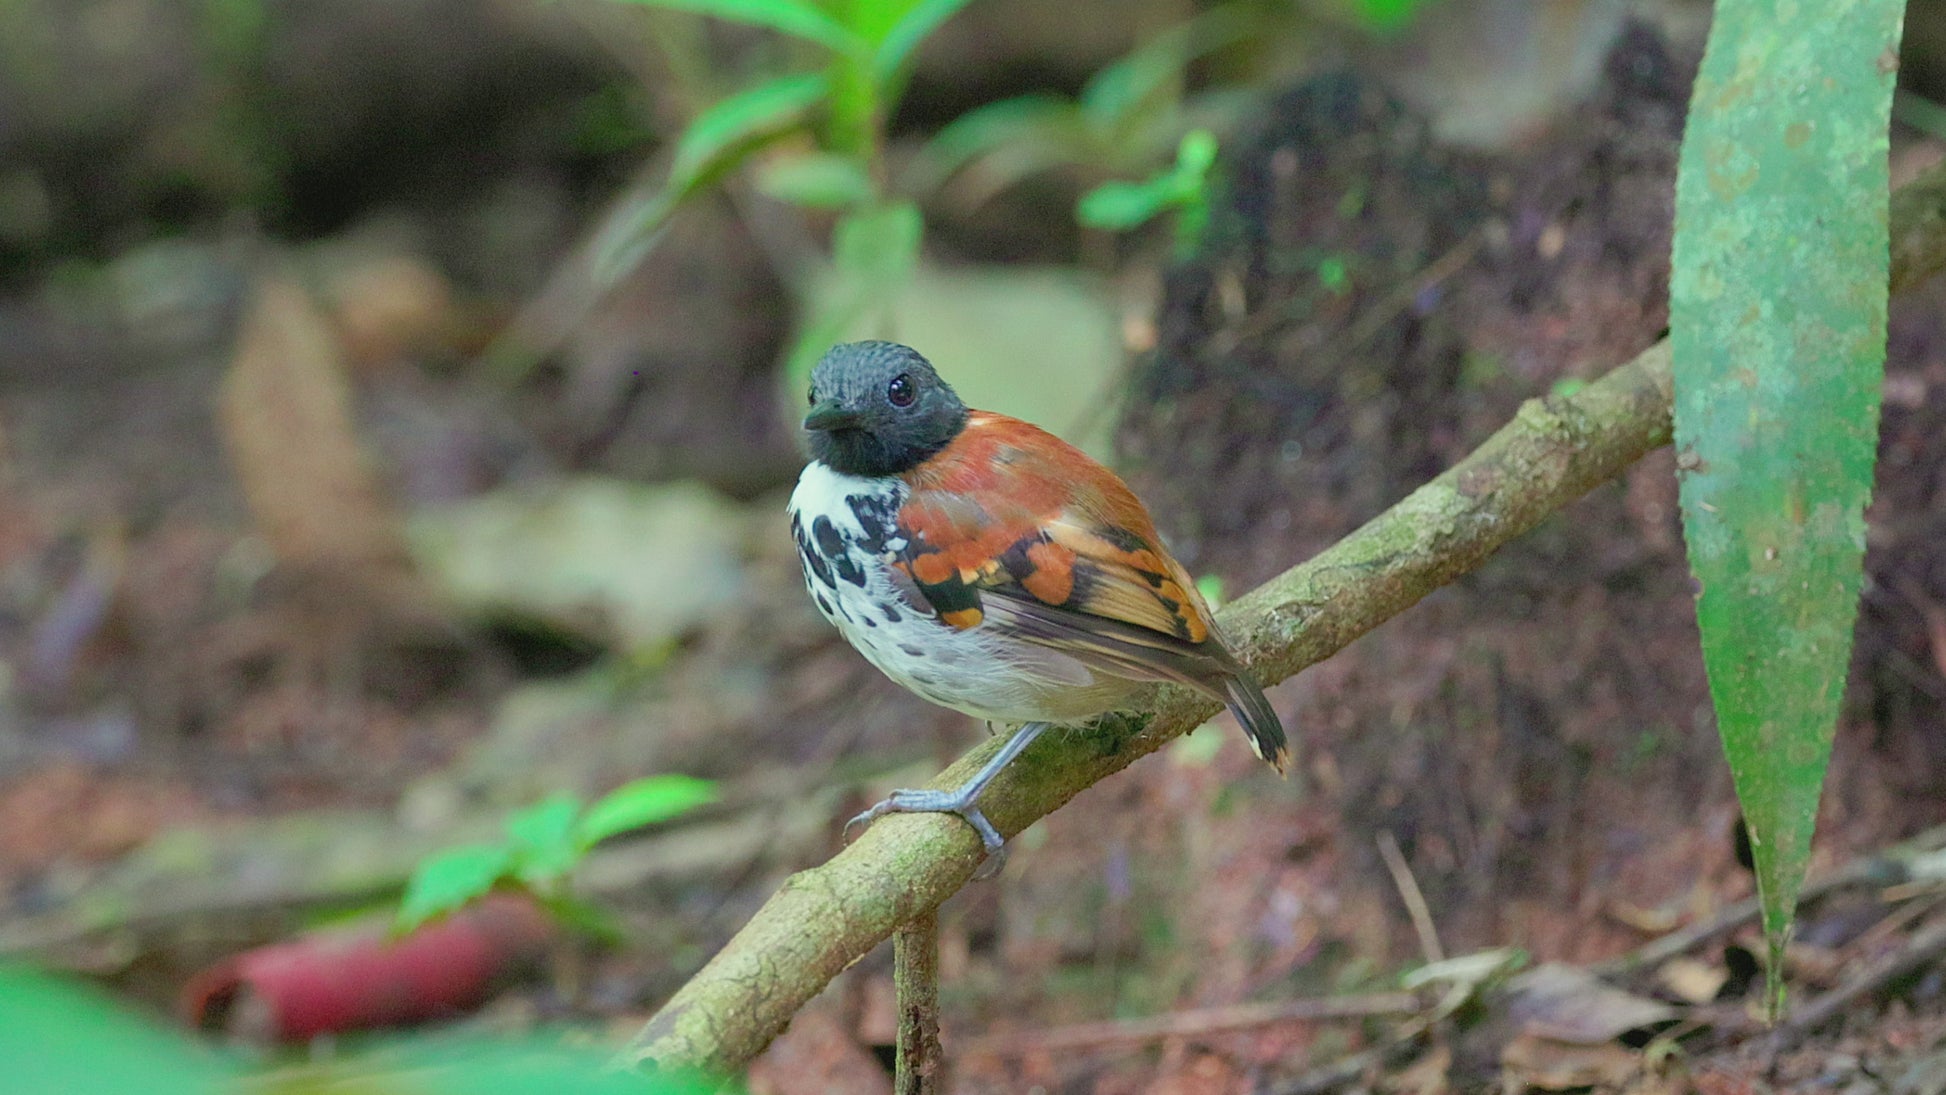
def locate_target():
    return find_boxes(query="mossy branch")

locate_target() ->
[620,161,1946,1078]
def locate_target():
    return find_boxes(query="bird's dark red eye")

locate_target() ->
[886,373,916,407]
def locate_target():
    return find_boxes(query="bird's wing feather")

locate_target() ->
[885,411,1290,773]
[892,412,1219,653]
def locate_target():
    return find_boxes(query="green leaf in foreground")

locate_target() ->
[398,844,513,933]
[1669,1,1902,1020]
[577,774,721,848]
[0,967,241,1095]
[0,968,717,1095]
[347,1031,722,1094]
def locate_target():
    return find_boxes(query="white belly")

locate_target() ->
[787,462,1129,724]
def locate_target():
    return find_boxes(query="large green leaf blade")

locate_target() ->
[1669,1,1902,1020]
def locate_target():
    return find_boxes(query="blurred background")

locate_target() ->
[6,0,1946,1090]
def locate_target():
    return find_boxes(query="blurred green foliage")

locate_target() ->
[591,0,1281,387]
[399,775,719,936]
[1343,0,1437,33]
[0,966,719,1094]
[1670,0,1903,1019]
[0,967,241,1095]
[591,0,980,384]
[916,3,1256,228]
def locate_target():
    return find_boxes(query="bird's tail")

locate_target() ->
[1222,672,1290,775]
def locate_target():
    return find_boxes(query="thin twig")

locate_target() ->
[1772,912,1946,1047]
[1377,831,1445,965]
[894,911,943,1095]
[1593,823,1946,979]
[1270,1014,1436,1095]
[963,992,1421,1057]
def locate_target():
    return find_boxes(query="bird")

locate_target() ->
[788,340,1289,871]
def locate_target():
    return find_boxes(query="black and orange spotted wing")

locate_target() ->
[889,412,1228,675]
[884,410,1290,771]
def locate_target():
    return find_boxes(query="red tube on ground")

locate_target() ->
[180,894,555,1042]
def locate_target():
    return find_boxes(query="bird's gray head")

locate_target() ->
[803,341,969,477]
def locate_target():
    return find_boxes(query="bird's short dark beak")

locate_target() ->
[804,400,865,432]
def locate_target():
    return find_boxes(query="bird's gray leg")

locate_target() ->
[846,721,1051,878]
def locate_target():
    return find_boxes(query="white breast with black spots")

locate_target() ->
[788,461,1089,723]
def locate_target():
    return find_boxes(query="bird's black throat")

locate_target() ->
[807,418,963,477]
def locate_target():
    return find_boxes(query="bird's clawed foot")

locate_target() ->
[841,721,1051,880]
[845,788,1009,879]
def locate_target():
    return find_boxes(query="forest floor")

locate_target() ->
[3,10,1946,1094]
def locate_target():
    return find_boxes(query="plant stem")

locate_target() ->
[893,911,943,1095]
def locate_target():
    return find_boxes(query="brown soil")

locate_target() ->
[6,10,1946,1094]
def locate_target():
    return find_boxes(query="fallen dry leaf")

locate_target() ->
[1657,957,1729,1005]
[219,272,416,579]
[1505,964,1679,1044]
[319,250,457,372]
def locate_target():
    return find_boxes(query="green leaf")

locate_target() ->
[506,793,584,885]
[593,72,829,283]
[349,1034,721,1094]
[1078,176,1178,230]
[0,968,242,1094]
[576,774,721,848]
[609,0,862,52]
[1078,6,1253,138]
[397,844,513,933]
[1669,0,1902,1021]
[1345,0,1436,33]
[756,151,876,208]
[1175,127,1218,175]
[668,73,831,193]
[872,0,977,83]
[1077,130,1217,233]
